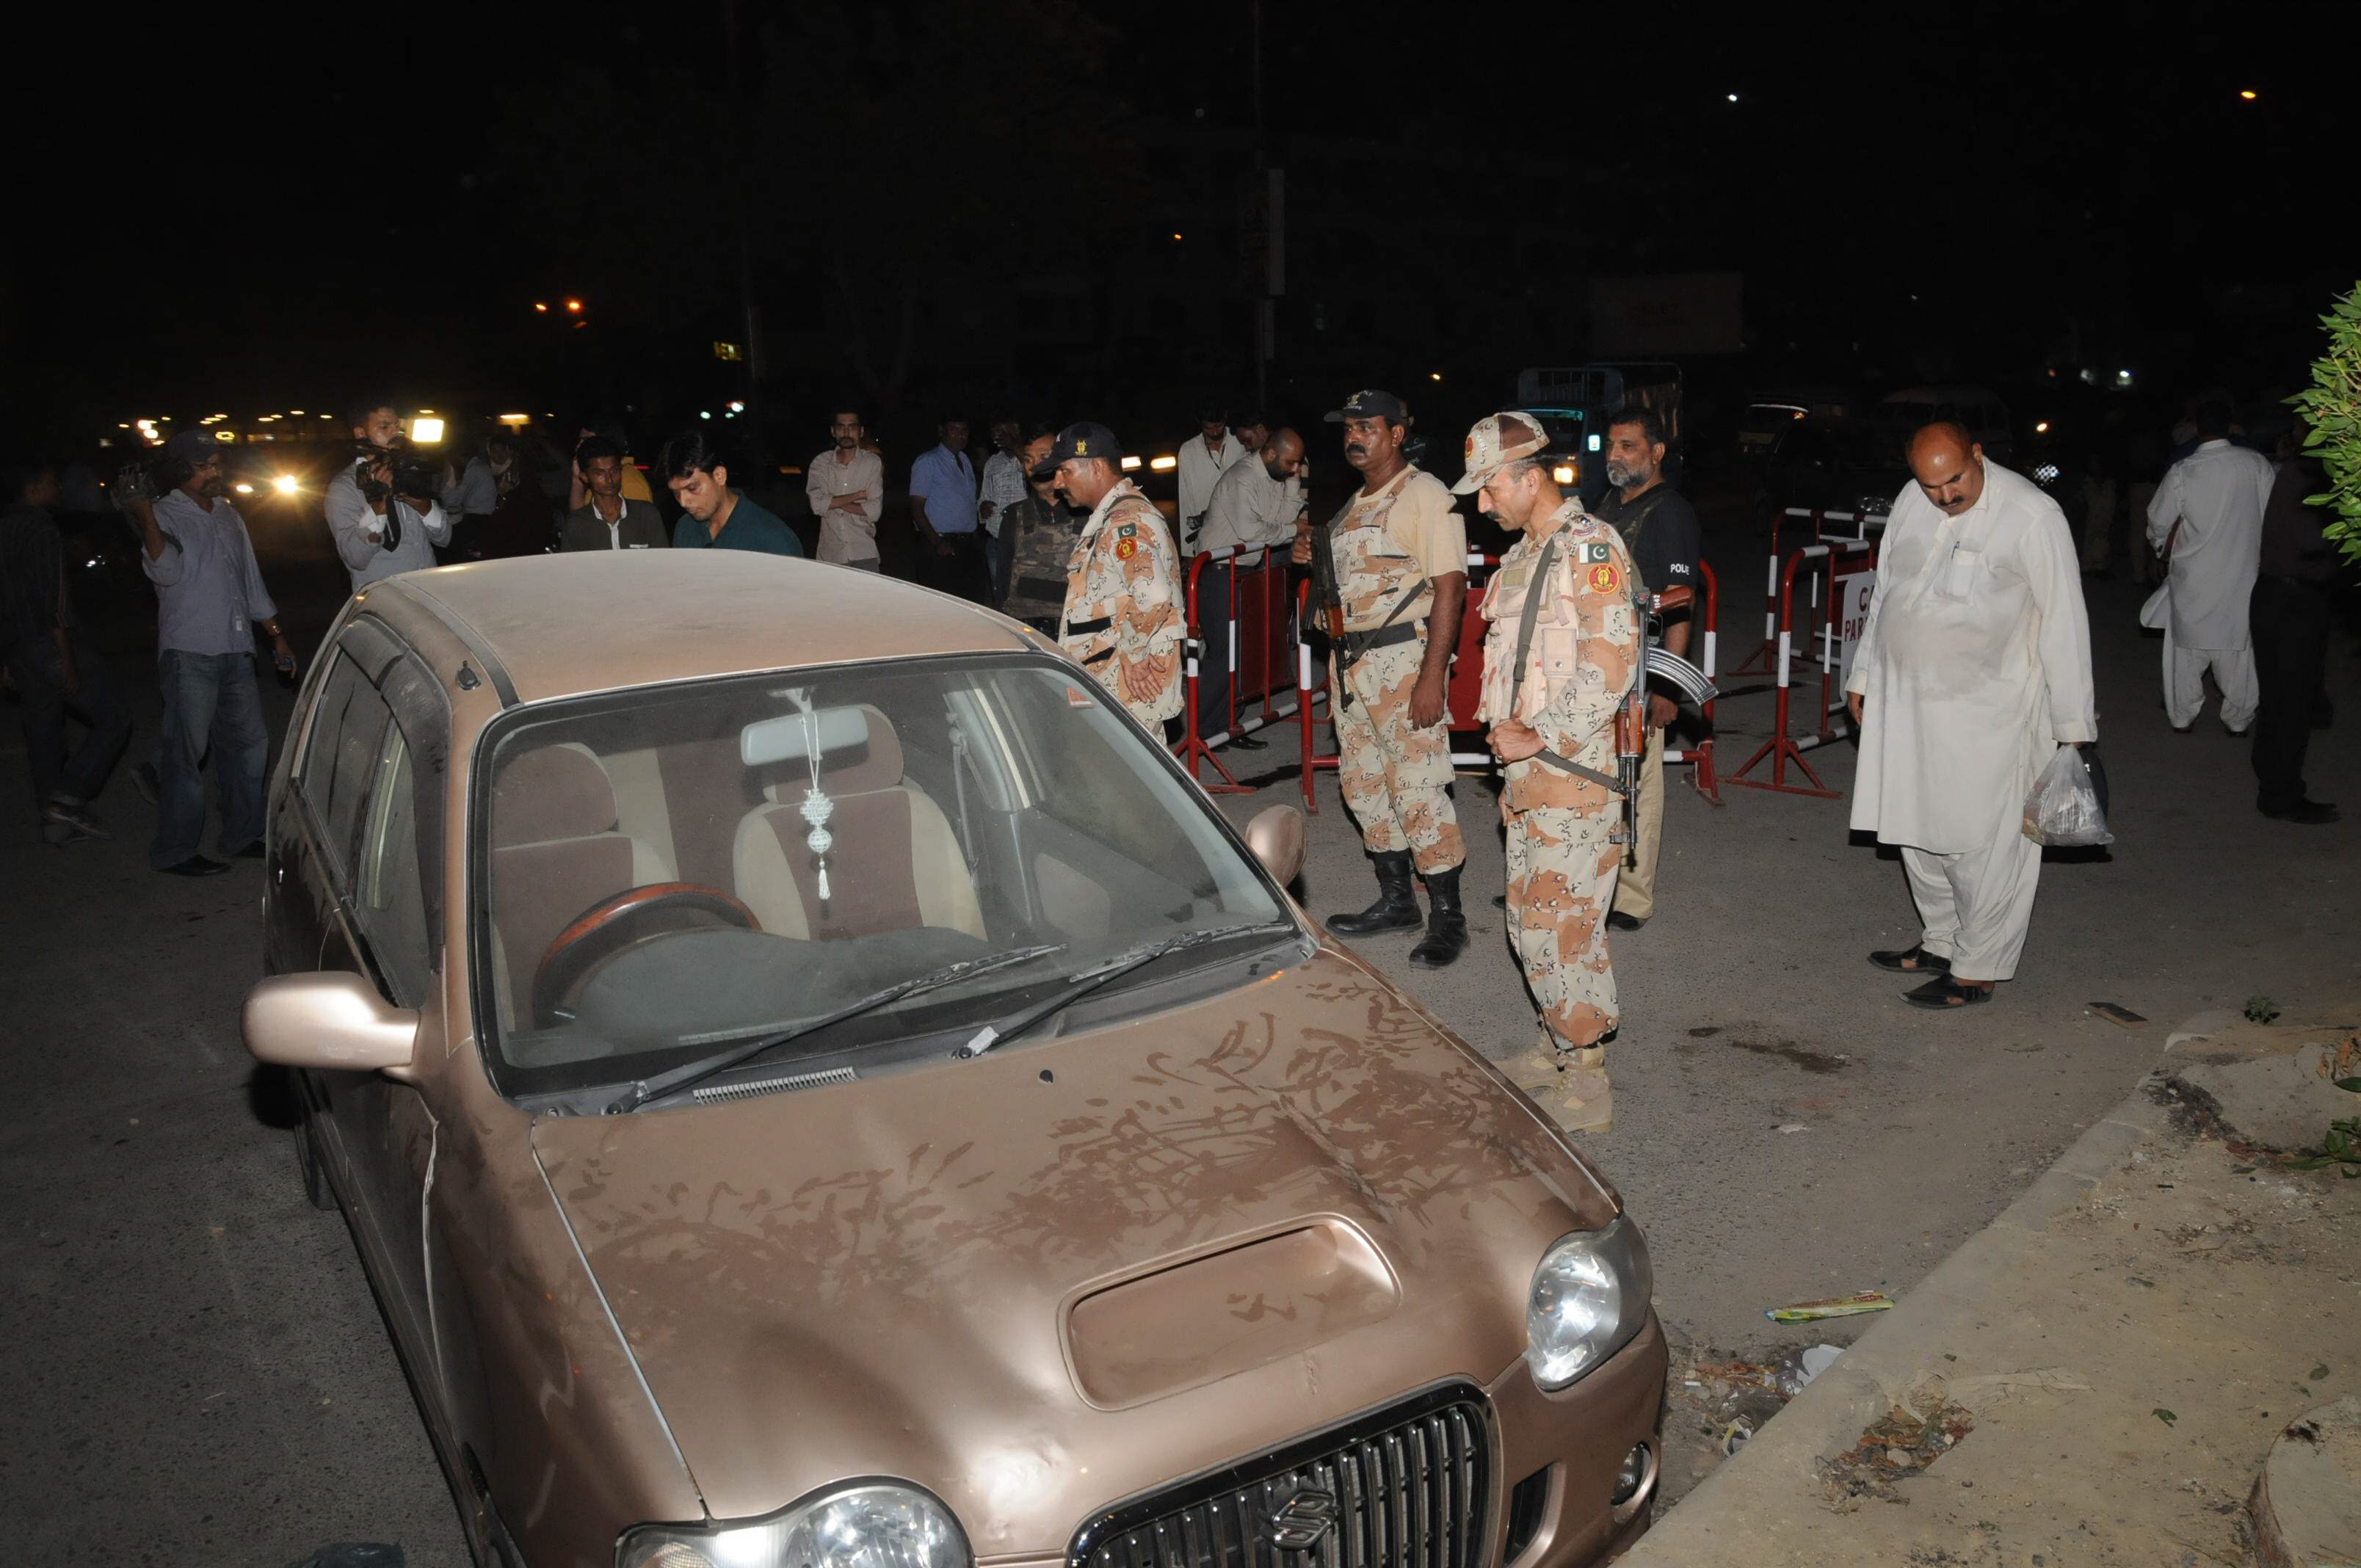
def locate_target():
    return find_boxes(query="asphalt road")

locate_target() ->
[2,496,2351,1563]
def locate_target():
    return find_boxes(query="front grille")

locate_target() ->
[1072,1384,1492,1568]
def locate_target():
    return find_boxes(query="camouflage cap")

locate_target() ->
[1030,421,1123,480]
[1450,411,1551,494]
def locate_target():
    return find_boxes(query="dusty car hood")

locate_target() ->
[532,942,1616,1550]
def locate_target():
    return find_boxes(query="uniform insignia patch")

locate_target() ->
[1115,537,1138,560]
[1117,522,1136,538]
[1588,564,1620,593]
[1075,438,1089,456]
[1585,542,1611,563]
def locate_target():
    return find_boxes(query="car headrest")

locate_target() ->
[492,741,617,846]
[761,705,904,799]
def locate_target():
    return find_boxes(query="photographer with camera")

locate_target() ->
[325,399,451,590]
[121,429,297,876]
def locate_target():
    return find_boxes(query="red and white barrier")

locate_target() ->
[1175,544,1298,791]
[1734,506,1889,678]
[1724,540,1876,799]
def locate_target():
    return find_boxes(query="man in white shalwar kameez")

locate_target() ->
[1845,423,2097,1008]
[2145,400,2273,733]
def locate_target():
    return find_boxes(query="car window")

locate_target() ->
[356,724,434,1006]
[471,656,1294,1100]
[298,651,394,875]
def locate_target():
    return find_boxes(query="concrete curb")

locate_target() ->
[1619,1071,2179,1561]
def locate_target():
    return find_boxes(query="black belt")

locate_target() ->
[1067,614,1112,636]
[1017,575,1065,600]
[1337,620,1424,661]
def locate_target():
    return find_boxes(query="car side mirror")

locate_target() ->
[244,971,419,1078]
[1243,804,1306,886]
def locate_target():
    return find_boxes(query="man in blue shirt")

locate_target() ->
[126,430,299,875]
[661,429,805,556]
[910,416,985,601]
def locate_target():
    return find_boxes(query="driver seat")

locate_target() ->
[732,706,984,943]
[488,742,672,1027]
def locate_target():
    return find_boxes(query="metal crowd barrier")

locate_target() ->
[1174,544,1300,792]
[1733,506,1887,678]
[1724,540,1876,799]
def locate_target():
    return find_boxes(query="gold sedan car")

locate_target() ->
[244,551,1665,1568]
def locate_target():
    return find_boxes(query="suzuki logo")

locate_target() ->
[1268,1487,1339,1552]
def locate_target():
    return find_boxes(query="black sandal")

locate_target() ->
[1869,944,1951,974]
[1902,976,1993,1009]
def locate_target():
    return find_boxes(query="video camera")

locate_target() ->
[351,436,441,507]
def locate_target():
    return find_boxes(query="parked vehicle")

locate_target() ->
[1876,385,2014,464]
[244,551,1668,1568]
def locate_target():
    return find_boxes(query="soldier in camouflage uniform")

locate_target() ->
[1291,389,1471,968]
[1462,413,1642,1133]
[995,426,1078,633]
[1040,422,1184,733]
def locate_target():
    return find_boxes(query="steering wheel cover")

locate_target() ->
[532,882,758,1027]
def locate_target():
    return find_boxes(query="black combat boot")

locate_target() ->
[1327,851,1422,935]
[1407,866,1470,968]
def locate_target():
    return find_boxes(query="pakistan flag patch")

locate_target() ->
[1584,542,1612,563]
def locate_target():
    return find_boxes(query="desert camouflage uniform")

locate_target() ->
[1060,479,1183,730]
[1476,500,1642,1048]
[1000,495,1078,628]
[1326,467,1467,874]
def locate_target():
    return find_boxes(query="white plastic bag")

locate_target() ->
[2022,745,2113,846]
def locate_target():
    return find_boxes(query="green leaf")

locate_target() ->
[2153,1407,2178,1425]
[2332,1077,2361,1093]
[2289,1155,2335,1170]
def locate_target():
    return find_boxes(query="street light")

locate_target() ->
[534,302,550,312]
[2239,89,2258,101]
[565,298,583,313]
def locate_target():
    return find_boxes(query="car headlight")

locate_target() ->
[1526,1215,1653,1390]
[619,1481,971,1568]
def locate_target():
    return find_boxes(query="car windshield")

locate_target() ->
[471,655,1294,1103]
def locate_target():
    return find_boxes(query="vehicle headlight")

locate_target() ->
[273,473,299,495]
[1526,1215,1653,1390]
[619,1481,971,1568]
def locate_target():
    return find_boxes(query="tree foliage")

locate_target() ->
[2289,282,2361,566]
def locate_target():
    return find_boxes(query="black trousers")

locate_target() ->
[6,628,132,812]
[918,531,990,603]
[2249,575,2333,811]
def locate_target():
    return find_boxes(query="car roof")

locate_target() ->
[369,551,1035,705]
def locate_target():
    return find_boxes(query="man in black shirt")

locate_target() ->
[2249,453,2339,824]
[1594,404,1705,930]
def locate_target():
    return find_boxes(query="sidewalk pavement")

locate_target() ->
[1622,1006,2361,1568]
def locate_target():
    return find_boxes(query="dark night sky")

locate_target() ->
[6,0,2345,440]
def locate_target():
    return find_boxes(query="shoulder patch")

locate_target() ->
[1114,537,1138,560]
[1587,564,1620,593]
[1584,541,1611,563]
[1117,521,1137,538]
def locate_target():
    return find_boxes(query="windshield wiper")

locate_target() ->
[955,920,1297,1060]
[608,943,1065,1113]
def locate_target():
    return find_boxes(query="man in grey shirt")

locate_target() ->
[126,431,298,875]
[1191,427,1306,748]
[325,400,451,589]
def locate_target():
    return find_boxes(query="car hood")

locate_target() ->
[532,941,1616,1550]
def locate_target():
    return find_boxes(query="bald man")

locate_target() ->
[1843,422,2097,1008]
